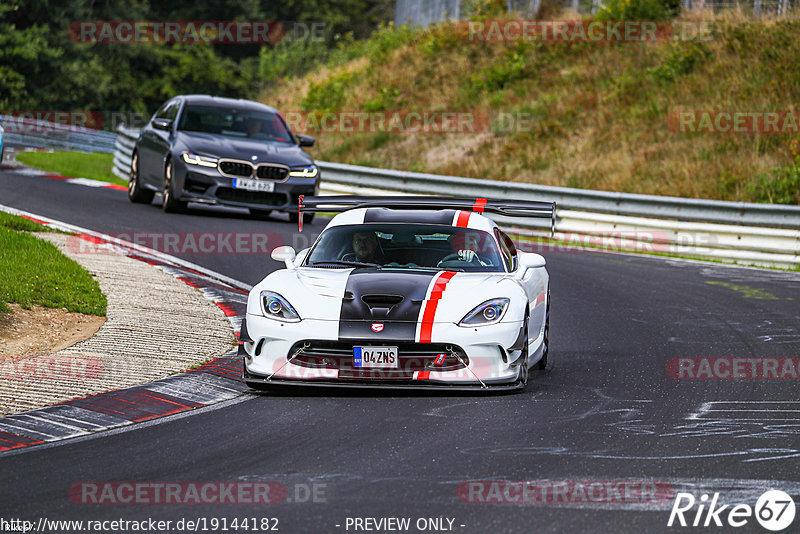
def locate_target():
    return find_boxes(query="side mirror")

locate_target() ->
[153,118,173,131]
[272,246,297,269]
[517,253,546,274]
[297,134,315,147]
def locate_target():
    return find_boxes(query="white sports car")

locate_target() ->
[240,196,554,391]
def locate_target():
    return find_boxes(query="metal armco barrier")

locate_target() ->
[111,126,800,268]
[3,117,116,154]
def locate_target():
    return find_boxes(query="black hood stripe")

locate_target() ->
[338,269,439,341]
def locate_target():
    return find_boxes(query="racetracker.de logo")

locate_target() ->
[68,21,325,44]
[69,482,287,504]
[667,357,800,380]
[459,20,711,43]
[0,111,104,133]
[66,232,285,255]
[0,355,104,381]
[668,111,800,134]
[456,480,674,504]
[284,111,490,135]
[517,231,671,254]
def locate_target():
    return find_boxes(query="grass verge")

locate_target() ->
[0,212,107,316]
[15,151,126,187]
[264,9,800,204]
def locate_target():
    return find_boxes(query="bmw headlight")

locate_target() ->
[459,298,509,327]
[260,291,301,322]
[289,164,318,178]
[182,152,219,168]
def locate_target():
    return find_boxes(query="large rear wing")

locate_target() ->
[297,195,557,235]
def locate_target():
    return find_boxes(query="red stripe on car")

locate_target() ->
[455,210,471,227]
[419,271,457,343]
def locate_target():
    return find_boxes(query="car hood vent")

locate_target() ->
[361,294,404,308]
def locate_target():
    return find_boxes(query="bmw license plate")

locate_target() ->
[233,178,274,192]
[354,346,398,369]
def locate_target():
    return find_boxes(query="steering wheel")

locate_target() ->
[437,252,481,267]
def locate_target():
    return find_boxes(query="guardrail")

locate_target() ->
[112,125,138,181]
[3,117,116,154]
[111,126,799,268]
[317,161,800,229]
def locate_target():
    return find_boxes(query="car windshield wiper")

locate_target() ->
[386,265,465,272]
[309,260,383,269]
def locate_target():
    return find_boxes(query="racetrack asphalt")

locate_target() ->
[1,162,800,533]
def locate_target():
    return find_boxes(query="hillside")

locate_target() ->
[261,10,800,203]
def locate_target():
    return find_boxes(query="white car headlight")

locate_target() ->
[260,291,301,322]
[459,298,509,327]
[182,152,219,168]
[289,165,318,178]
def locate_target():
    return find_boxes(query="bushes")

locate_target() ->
[746,152,800,204]
[646,41,712,84]
[302,72,358,112]
[596,0,681,21]
[469,42,537,95]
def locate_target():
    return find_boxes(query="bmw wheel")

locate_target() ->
[128,152,155,204]
[162,159,187,213]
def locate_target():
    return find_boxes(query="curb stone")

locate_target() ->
[0,207,251,453]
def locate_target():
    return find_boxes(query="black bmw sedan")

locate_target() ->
[128,94,319,222]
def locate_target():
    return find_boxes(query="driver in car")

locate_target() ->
[245,117,268,139]
[351,231,385,264]
[448,231,489,265]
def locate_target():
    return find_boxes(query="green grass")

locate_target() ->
[15,151,126,187]
[0,211,54,233]
[0,212,106,316]
[265,11,800,204]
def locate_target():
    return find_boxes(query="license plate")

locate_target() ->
[354,346,398,369]
[233,178,274,192]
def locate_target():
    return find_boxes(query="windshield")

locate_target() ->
[305,224,505,272]
[177,105,294,144]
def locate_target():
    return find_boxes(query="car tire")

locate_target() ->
[249,209,273,219]
[516,320,529,389]
[128,152,155,204]
[162,159,187,213]
[535,288,550,371]
[289,212,315,224]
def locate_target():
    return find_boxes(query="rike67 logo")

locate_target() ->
[668,490,796,531]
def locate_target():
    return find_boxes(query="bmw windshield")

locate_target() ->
[177,105,294,144]
[305,224,505,272]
